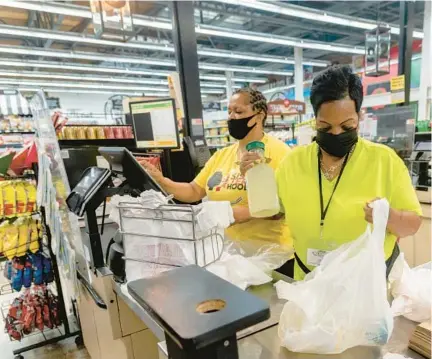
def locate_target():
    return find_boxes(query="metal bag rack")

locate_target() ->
[117,201,224,271]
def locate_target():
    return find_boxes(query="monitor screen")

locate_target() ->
[98,147,168,196]
[129,98,180,149]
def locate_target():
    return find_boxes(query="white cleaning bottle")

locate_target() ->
[245,141,280,218]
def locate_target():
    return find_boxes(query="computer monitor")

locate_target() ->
[129,98,180,150]
[98,147,169,196]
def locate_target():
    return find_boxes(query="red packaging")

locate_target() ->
[123,126,134,139]
[113,127,124,139]
[104,126,115,139]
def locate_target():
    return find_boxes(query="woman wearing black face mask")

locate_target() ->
[271,65,422,280]
[139,88,292,254]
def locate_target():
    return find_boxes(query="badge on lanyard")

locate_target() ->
[307,248,329,267]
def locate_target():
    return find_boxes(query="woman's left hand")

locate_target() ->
[364,197,396,226]
[363,198,380,223]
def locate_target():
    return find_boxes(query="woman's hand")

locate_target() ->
[232,206,251,223]
[364,198,422,238]
[239,152,270,176]
[363,197,380,224]
[137,158,164,184]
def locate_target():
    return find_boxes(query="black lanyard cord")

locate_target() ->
[318,150,350,226]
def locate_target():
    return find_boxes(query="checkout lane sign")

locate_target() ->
[390,75,405,104]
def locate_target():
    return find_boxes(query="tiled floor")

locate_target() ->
[15,337,90,359]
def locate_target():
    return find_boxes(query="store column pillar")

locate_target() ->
[171,1,204,138]
[418,0,431,121]
[226,71,233,99]
[294,47,304,102]
[398,0,415,105]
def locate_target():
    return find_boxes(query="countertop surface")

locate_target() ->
[115,275,425,359]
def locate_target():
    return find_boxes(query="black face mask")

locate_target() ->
[316,128,358,158]
[228,114,257,140]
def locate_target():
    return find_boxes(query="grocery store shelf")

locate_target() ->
[0,130,35,135]
[205,125,228,130]
[415,132,431,135]
[206,135,229,139]
[58,139,135,147]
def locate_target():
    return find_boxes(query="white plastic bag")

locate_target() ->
[206,254,272,290]
[389,253,431,322]
[275,199,394,354]
[206,239,293,290]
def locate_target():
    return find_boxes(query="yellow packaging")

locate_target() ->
[0,224,4,254]
[25,183,37,213]
[17,218,29,257]
[15,182,28,215]
[96,127,105,139]
[86,127,96,139]
[0,183,4,217]
[76,127,86,140]
[3,222,19,259]
[29,219,39,253]
[2,182,16,217]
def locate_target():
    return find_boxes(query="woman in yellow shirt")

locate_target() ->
[273,66,422,280]
[140,88,291,251]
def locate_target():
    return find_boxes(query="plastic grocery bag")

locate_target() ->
[206,239,293,290]
[275,199,394,354]
[389,254,431,322]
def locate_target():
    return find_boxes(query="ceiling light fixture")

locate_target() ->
[0,58,267,83]
[0,69,236,89]
[197,26,364,54]
[0,79,225,94]
[0,40,292,75]
[213,0,424,39]
[0,3,376,52]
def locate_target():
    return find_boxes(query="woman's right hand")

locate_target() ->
[137,159,164,184]
[239,152,269,176]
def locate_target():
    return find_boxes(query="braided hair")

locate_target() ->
[233,87,268,123]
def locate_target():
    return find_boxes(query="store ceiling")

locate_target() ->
[0,1,426,97]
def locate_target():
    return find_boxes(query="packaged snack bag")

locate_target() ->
[3,223,19,259]
[2,182,17,217]
[25,183,37,213]
[15,182,28,214]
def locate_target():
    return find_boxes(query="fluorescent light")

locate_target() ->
[214,0,424,39]
[199,63,292,76]
[0,79,169,91]
[0,70,168,85]
[200,75,266,83]
[197,26,364,55]
[0,23,328,67]
[0,41,290,75]
[0,7,368,54]
[0,58,172,77]
[0,69,238,89]
[0,58,266,84]
[197,48,328,67]
[0,79,225,94]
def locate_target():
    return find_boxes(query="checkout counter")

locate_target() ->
[67,146,429,359]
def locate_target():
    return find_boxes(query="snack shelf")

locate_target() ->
[58,138,136,147]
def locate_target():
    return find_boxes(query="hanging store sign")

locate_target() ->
[268,99,306,116]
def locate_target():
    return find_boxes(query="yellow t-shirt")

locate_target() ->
[276,138,422,280]
[194,134,291,247]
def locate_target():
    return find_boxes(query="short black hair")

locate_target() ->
[233,87,268,121]
[310,65,363,116]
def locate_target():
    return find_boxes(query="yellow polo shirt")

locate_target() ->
[194,134,292,248]
[276,138,421,280]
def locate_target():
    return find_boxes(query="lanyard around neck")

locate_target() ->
[318,150,350,228]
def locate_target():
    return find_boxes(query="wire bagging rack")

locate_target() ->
[117,201,224,280]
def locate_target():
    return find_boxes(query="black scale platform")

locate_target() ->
[127,265,270,359]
